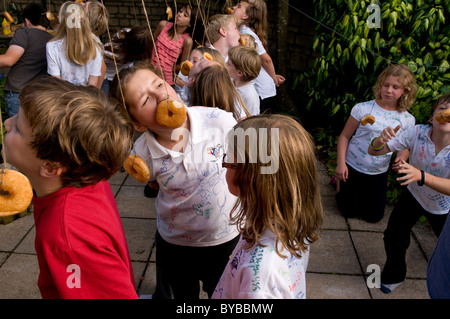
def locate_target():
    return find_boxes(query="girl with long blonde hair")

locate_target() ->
[46,1,102,87]
[212,114,323,299]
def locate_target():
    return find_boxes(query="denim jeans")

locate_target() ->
[5,91,20,118]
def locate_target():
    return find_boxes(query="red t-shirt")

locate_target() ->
[33,181,137,299]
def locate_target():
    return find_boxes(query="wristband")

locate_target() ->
[417,170,425,186]
[370,137,385,151]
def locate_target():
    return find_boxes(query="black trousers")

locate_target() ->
[153,231,239,300]
[381,188,448,284]
[335,164,388,223]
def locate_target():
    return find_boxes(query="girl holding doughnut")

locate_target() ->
[110,61,240,300]
[368,93,450,294]
[212,114,323,299]
[335,64,417,223]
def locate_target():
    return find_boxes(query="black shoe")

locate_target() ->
[144,184,159,198]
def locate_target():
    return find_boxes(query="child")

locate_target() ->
[190,61,250,120]
[227,45,261,115]
[174,46,225,106]
[232,0,285,113]
[3,77,137,299]
[212,114,323,299]
[46,1,102,87]
[102,26,153,94]
[151,4,202,86]
[368,93,450,294]
[0,3,53,117]
[205,14,241,61]
[335,64,417,223]
[110,61,240,299]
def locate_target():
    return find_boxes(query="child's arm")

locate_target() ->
[0,45,24,67]
[175,37,193,73]
[259,52,285,87]
[396,159,450,195]
[335,116,360,182]
[367,124,401,156]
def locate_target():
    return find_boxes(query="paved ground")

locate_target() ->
[0,161,437,299]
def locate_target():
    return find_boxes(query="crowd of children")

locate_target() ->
[0,0,448,300]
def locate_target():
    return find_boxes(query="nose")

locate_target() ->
[4,116,14,132]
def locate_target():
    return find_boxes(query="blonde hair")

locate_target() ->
[228,45,261,82]
[206,14,235,45]
[51,1,98,65]
[86,0,109,37]
[20,77,134,188]
[190,63,250,120]
[240,33,258,50]
[227,114,323,258]
[244,0,268,50]
[373,64,417,112]
[192,46,226,68]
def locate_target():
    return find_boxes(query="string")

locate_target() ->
[281,0,450,71]
[0,98,6,186]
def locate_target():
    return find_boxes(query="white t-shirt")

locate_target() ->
[346,100,415,174]
[212,229,309,299]
[134,107,239,247]
[46,38,102,85]
[237,82,260,116]
[388,124,450,215]
[240,25,276,100]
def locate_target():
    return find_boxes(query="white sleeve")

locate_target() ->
[46,42,61,76]
[89,47,103,76]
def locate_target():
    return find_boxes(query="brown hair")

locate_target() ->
[20,77,134,187]
[227,114,323,258]
[372,64,417,112]
[228,45,261,82]
[190,63,250,120]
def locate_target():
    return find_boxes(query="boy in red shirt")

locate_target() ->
[3,77,138,299]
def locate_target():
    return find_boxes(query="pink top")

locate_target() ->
[152,22,190,85]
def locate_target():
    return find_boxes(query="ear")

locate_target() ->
[24,18,31,27]
[39,161,65,178]
[219,27,227,37]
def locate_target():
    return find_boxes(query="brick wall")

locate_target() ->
[10,0,316,113]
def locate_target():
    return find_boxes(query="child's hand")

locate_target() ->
[335,162,349,182]
[379,124,401,144]
[396,159,421,186]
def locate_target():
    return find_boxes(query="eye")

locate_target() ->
[143,96,149,106]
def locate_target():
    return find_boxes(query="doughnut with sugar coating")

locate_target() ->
[156,99,187,128]
[123,155,150,183]
[361,114,375,126]
[0,169,33,217]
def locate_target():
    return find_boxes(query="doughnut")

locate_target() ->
[361,114,375,126]
[202,52,213,61]
[156,99,187,128]
[0,169,33,217]
[226,7,234,14]
[3,12,13,24]
[180,60,193,76]
[46,11,55,20]
[166,6,173,20]
[123,155,150,183]
[239,35,246,46]
[435,109,450,123]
